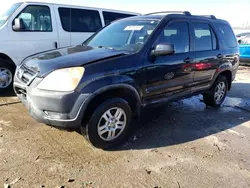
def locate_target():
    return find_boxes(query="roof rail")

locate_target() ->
[197,15,216,19]
[144,11,192,16]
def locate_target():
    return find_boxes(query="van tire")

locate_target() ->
[0,60,15,93]
[203,76,228,107]
[83,98,132,149]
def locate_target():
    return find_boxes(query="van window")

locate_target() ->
[103,11,135,25]
[58,8,102,32]
[215,23,237,48]
[14,5,52,32]
[193,23,217,51]
[156,22,190,53]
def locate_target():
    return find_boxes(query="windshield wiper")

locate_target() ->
[98,46,132,55]
[97,46,115,50]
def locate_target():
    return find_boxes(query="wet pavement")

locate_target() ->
[0,66,250,188]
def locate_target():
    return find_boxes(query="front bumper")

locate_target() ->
[14,77,90,129]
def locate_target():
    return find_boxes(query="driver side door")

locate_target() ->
[143,20,195,104]
[9,4,58,65]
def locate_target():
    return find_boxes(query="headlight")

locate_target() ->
[37,67,85,92]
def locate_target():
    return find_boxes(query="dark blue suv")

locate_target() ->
[14,11,239,149]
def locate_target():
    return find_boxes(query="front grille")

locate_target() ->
[17,65,38,85]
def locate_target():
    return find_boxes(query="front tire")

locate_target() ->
[0,60,15,93]
[203,75,228,107]
[84,98,132,149]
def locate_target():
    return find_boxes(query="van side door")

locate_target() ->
[56,7,103,46]
[53,5,71,48]
[9,3,58,64]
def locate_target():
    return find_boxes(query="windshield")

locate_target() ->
[84,19,159,52]
[0,3,22,28]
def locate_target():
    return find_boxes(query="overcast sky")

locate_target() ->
[1,0,249,28]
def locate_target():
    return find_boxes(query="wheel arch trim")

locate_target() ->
[212,68,233,90]
[0,52,16,67]
[78,83,142,125]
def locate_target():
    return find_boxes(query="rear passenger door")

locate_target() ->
[56,7,103,47]
[190,22,220,91]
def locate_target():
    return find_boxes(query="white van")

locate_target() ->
[0,1,139,92]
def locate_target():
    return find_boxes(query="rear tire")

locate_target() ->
[0,59,15,93]
[83,98,132,149]
[203,75,228,107]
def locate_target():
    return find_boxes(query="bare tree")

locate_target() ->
[243,21,250,29]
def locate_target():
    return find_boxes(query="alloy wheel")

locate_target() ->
[97,107,127,141]
[0,67,13,89]
[214,81,226,104]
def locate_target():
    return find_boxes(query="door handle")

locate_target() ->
[217,54,223,59]
[54,42,58,49]
[184,57,194,63]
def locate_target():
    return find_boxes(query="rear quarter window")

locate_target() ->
[214,23,237,48]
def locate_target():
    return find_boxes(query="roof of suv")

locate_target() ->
[123,12,228,24]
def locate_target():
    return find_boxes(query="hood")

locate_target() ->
[22,45,129,76]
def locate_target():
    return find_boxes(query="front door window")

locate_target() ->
[14,5,52,32]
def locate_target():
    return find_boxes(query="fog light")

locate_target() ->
[44,111,63,119]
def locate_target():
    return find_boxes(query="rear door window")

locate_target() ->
[214,23,237,48]
[58,7,102,32]
[103,11,135,25]
[193,23,217,51]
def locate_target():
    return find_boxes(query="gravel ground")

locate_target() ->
[0,66,250,188]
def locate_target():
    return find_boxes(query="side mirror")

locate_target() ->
[151,43,175,56]
[238,40,242,44]
[13,18,25,31]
